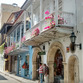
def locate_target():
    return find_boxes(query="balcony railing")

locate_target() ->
[5,44,15,54]
[5,37,22,54]
[5,35,28,54]
[24,11,74,40]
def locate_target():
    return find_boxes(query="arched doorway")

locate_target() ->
[47,42,66,83]
[54,49,64,83]
[32,47,42,80]
[68,55,79,83]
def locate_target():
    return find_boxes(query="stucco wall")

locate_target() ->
[63,0,76,13]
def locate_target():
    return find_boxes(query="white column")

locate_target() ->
[55,0,58,26]
[31,3,33,27]
[19,24,22,47]
[40,0,43,31]
[40,0,43,20]
[24,11,26,33]
[20,25,22,40]
[16,28,17,42]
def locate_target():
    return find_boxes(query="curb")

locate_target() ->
[0,71,38,83]
[0,71,22,82]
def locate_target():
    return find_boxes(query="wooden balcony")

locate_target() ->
[24,11,74,46]
[5,37,28,55]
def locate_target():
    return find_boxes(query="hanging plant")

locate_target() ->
[31,28,40,37]
[44,12,55,30]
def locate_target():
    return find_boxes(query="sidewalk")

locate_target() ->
[0,71,38,83]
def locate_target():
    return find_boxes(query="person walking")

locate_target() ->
[39,63,43,83]
[43,64,49,83]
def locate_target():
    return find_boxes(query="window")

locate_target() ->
[26,21,31,30]
[21,25,24,38]
[26,9,31,28]
[14,30,16,42]
[17,26,20,42]
[10,33,14,45]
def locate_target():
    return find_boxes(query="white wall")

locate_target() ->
[39,33,82,82]
[0,53,4,71]
[76,0,83,82]
[63,0,76,13]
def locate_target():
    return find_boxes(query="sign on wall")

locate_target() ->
[38,51,46,55]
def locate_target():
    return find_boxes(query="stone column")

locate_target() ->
[8,56,11,72]
[32,61,37,80]
[48,61,54,83]
[63,62,68,83]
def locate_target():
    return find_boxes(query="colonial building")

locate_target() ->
[1,0,83,83]
[4,9,33,79]
[21,0,81,83]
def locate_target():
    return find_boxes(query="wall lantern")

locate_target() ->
[70,32,82,51]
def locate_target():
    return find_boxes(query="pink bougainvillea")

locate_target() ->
[45,15,54,19]
[44,13,55,30]
[58,15,64,24]
[31,28,40,37]
[5,44,15,54]
[44,11,66,30]
[45,10,49,15]
[50,21,55,27]
[45,17,48,19]
[44,26,51,29]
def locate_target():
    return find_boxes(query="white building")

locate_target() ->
[7,0,82,83]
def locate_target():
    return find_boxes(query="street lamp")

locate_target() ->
[70,32,82,51]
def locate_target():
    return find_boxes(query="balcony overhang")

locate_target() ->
[24,26,73,46]
[7,48,28,55]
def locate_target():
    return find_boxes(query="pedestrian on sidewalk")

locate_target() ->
[39,63,43,83]
[43,64,49,83]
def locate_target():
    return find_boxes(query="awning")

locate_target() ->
[24,26,73,46]
[7,48,29,56]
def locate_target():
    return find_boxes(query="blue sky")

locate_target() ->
[0,0,26,7]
